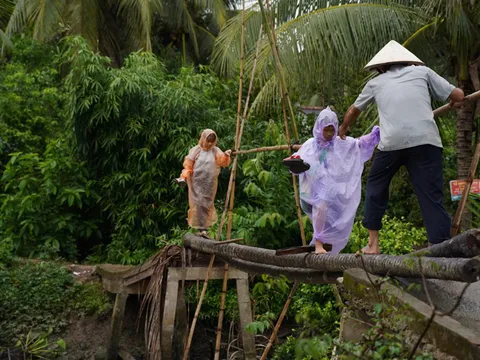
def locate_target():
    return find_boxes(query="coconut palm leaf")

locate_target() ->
[67,0,102,50]
[118,0,163,52]
[215,1,424,112]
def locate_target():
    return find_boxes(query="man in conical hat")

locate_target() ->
[339,40,465,254]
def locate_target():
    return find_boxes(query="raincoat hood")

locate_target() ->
[199,129,217,150]
[364,40,424,71]
[313,107,338,147]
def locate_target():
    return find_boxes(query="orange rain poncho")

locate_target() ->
[179,129,231,229]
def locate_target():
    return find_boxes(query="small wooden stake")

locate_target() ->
[451,138,480,236]
[260,283,298,360]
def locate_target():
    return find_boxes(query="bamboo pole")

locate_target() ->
[259,0,299,140]
[451,139,480,236]
[259,0,306,245]
[183,1,247,356]
[433,90,480,118]
[260,283,298,360]
[214,24,263,360]
[232,144,302,155]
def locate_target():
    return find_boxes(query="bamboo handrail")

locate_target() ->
[433,89,480,117]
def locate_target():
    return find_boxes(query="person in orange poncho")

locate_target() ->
[176,129,232,237]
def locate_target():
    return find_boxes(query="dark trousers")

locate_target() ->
[363,145,451,244]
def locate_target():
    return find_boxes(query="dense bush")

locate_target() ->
[0,262,111,345]
[60,37,239,263]
[0,38,65,161]
[345,216,428,255]
[0,140,100,260]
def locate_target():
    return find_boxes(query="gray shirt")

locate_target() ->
[354,65,455,151]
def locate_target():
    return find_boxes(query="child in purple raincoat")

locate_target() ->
[292,107,380,254]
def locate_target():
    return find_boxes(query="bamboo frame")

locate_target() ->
[258,0,306,246]
[214,24,264,360]
[182,0,247,356]
[259,283,298,360]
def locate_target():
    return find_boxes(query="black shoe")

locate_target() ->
[282,156,310,174]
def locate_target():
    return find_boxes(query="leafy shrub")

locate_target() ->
[0,38,65,160]
[291,284,339,337]
[0,140,100,260]
[0,262,111,345]
[345,216,427,255]
[184,281,239,323]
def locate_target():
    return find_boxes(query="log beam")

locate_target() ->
[184,234,480,282]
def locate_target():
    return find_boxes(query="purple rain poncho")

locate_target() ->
[294,107,380,254]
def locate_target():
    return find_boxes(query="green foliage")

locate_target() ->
[345,216,427,255]
[0,140,100,260]
[73,282,112,317]
[231,120,307,249]
[252,275,290,316]
[14,328,67,359]
[0,262,112,345]
[0,38,65,159]
[291,284,340,338]
[245,312,276,335]
[60,37,238,263]
[185,281,239,322]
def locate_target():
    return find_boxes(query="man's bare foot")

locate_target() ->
[314,240,328,254]
[356,244,380,255]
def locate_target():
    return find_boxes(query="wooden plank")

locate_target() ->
[275,245,315,256]
[161,271,179,360]
[167,267,248,282]
[214,238,244,245]
[236,278,256,360]
[275,244,332,256]
[107,293,128,360]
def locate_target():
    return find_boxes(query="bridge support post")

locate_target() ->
[236,278,256,360]
[161,270,181,360]
[107,293,128,360]
[160,266,254,360]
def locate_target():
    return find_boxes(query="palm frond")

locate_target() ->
[0,28,13,50]
[118,0,162,52]
[216,1,422,112]
[5,0,32,36]
[191,0,228,28]
[68,0,102,50]
[30,0,65,40]
[0,0,15,28]
[422,0,478,54]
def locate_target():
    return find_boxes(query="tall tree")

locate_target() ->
[0,0,228,64]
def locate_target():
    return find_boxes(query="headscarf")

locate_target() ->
[313,106,338,149]
[198,129,217,150]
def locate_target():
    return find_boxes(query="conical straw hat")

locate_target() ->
[364,40,424,71]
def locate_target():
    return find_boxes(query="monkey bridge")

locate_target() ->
[95,230,480,360]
